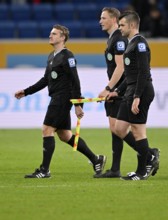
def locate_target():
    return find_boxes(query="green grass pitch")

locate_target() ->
[0,128,168,220]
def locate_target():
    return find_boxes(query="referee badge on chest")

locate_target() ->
[51,71,58,79]
[125,57,130,65]
[107,53,113,61]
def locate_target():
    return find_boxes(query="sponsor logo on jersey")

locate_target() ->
[125,57,130,65]
[107,53,113,61]
[68,58,76,67]
[51,71,58,79]
[138,43,146,52]
[117,41,125,51]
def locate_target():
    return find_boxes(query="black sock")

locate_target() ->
[124,132,153,162]
[67,135,97,163]
[111,133,123,172]
[135,139,149,175]
[41,136,55,171]
[123,131,136,151]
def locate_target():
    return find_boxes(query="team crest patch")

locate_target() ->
[68,58,76,67]
[51,71,58,79]
[138,43,146,52]
[107,53,113,61]
[125,57,130,65]
[117,41,125,51]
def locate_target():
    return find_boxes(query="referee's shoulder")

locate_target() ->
[114,30,127,43]
[137,35,148,43]
[62,48,74,57]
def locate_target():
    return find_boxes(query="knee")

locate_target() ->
[114,125,127,139]
[109,123,115,133]
[57,130,72,142]
[114,127,123,138]
[42,126,55,137]
[58,134,66,142]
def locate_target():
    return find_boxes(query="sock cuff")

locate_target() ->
[67,135,75,146]
[136,138,148,147]
[43,136,55,145]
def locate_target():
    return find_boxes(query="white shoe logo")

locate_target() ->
[151,155,155,161]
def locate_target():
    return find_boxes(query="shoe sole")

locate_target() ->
[94,170,121,178]
[95,174,120,178]
[24,174,51,178]
[151,162,159,176]
[151,149,160,176]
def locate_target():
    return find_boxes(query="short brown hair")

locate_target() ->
[119,11,140,29]
[102,7,120,23]
[53,24,69,42]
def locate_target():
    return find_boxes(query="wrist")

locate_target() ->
[133,95,140,99]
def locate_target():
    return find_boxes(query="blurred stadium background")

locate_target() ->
[0,0,168,128]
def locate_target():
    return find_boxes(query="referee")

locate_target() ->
[15,24,106,178]
[108,11,160,180]
[96,8,127,178]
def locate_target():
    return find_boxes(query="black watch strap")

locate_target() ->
[105,86,111,91]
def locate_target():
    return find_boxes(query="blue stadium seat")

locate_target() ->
[53,4,76,22]
[39,21,83,38]
[83,21,107,38]
[0,4,10,21]
[76,4,100,21]
[71,0,96,3]
[32,4,53,21]
[98,0,130,12]
[9,4,32,21]
[0,21,16,38]
[61,21,83,38]
[39,21,58,38]
[17,21,39,38]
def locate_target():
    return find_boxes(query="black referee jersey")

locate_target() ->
[124,34,152,97]
[24,48,81,99]
[105,29,128,89]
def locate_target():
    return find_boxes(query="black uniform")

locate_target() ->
[117,34,155,124]
[24,48,82,129]
[104,29,127,117]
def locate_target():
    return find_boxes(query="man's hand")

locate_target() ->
[14,90,25,99]
[75,105,84,119]
[106,91,118,100]
[98,89,110,98]
[131,98,140,114]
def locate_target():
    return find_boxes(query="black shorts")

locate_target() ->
[43,95,72,130]
[117,81,155,124]
[105,99,122,118]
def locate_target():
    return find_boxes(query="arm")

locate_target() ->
[132,42,150,114]
[24,77,48,96]
[70,67,82,99]
[108,54,124,89]
[134,41,150,98]
[99,54,124,98]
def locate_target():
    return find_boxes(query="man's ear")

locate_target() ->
[130,22,137,29]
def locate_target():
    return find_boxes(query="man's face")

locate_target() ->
[49,28,64,46]
[119,17,130,38]
[99,11,114,33]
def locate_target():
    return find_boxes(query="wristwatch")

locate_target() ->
[105,86,111,91]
